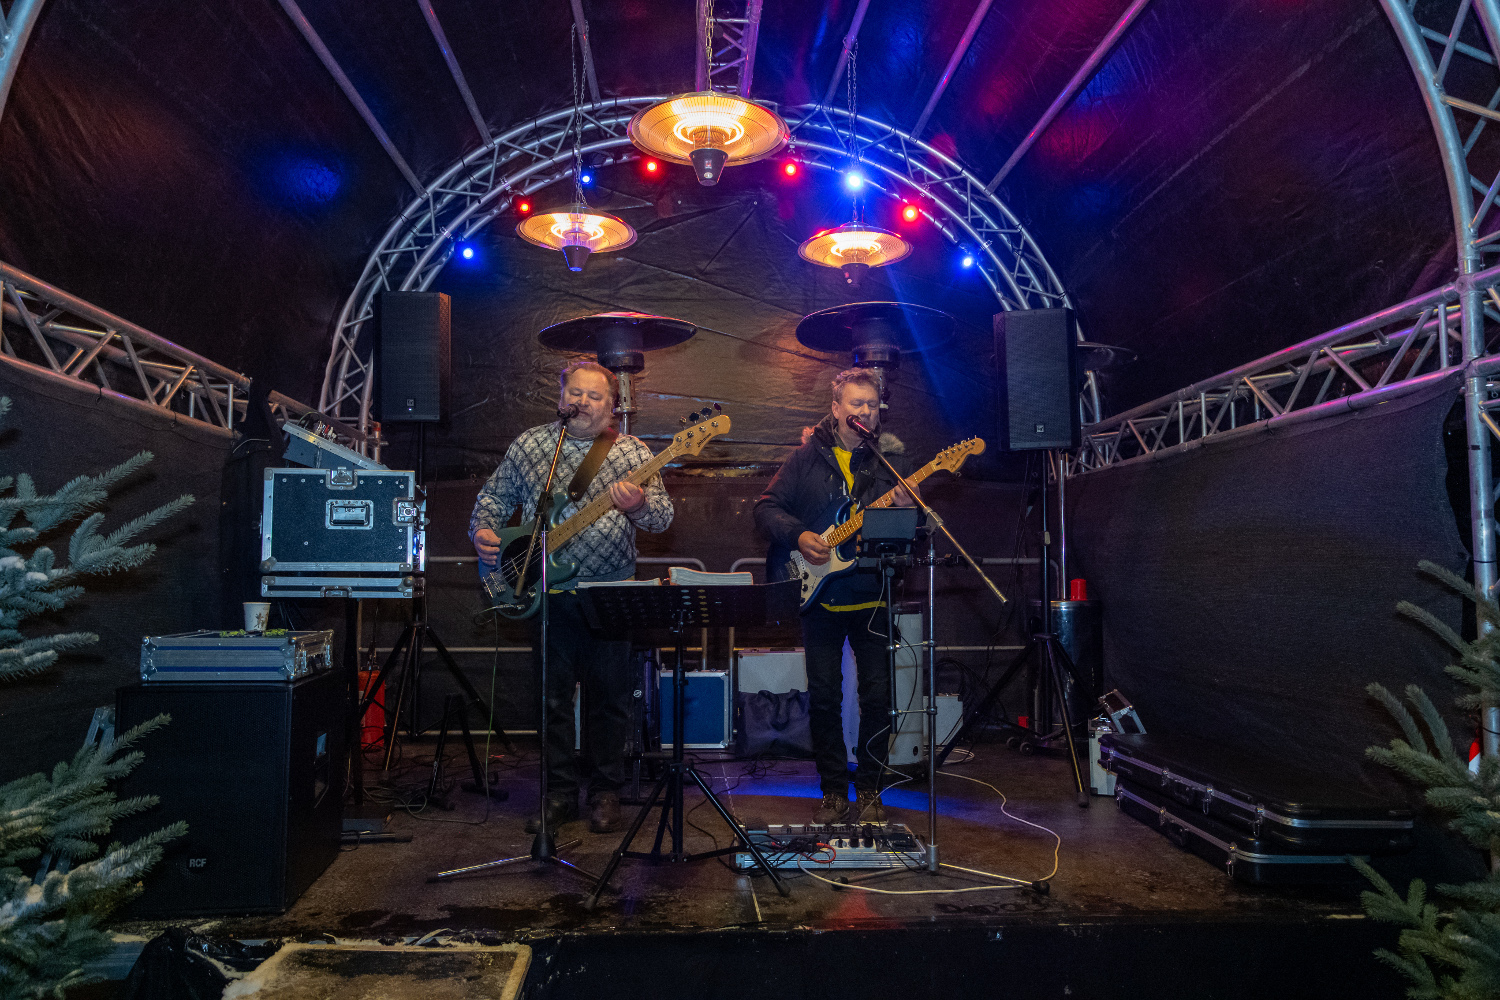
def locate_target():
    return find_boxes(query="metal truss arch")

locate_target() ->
[1382,0,1500,761]
[0,0,46,128]
[319,98,1072,446]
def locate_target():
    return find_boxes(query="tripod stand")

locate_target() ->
[357,422,510,778]
[579,582,797,909]
[937,448,1090,807]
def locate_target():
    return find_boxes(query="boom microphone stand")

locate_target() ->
[429,410,596,885]
[845,416,1012,875]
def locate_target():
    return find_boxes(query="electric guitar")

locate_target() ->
[482,411,731,619]
[772,437,986,611]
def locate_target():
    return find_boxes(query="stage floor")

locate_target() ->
[196,741,1380,936]
[111,738,1450,997]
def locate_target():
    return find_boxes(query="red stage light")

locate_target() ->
[901,204,919,223]
[645,159,659,174]
[782,161,799,178]
[513,195,533,216]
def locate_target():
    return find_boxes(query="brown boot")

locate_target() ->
[524,795,578,833]
[853,789,885,823]
[812,792,850,825]
[588,792,622,833]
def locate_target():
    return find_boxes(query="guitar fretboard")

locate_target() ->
[545,444,678,553]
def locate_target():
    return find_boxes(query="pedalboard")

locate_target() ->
[735,822,924,870]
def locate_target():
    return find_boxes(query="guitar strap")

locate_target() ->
[565,426,619,503]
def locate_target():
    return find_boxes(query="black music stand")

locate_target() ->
[579,581,799,909]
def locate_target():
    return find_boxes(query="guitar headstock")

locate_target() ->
[671,405,731,457]
[930,437,986,473]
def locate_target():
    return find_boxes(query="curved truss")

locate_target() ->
[318,97,1072,447]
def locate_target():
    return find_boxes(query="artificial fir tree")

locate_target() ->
[1359,560,1500,999]
[0,397,193,999]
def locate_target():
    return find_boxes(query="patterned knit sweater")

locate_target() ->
[468,423,674,586]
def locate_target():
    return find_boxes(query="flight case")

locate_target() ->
[1100,732,1414,884]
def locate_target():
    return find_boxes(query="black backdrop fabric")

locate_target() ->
[1066,375,1469,796]
[0,364,229,782]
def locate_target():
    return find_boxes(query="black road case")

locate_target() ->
[1100,732,1414,883]
[261,467,423,573]
[140,630,333,682]
[1115,779,1372,885]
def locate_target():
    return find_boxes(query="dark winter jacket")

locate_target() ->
[754,413,913,605]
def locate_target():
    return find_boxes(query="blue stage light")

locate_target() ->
[961,254,975,268]
[461,245,475,260]
[581,172,594,185]
[844,169,864,191]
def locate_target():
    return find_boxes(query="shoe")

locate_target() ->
[588,792,622,833]
[524,795,579,833]
[812,793,850,825]
[853,789,885,823]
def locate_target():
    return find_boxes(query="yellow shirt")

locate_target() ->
[821,446,884,613]
[833,446,855,491]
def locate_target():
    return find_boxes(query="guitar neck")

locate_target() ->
[545,444,674,553]
[824,462,942,546]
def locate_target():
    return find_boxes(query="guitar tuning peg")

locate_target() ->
[680,415,689,425]
[713,402,722,412]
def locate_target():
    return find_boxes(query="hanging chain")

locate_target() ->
[571,23,585,204]
[704,0,715,91]
[848,41,861,222]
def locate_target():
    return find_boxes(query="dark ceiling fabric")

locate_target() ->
[998,0,1458,411]
[1064,375,1469,797]
[0,0,1468,432]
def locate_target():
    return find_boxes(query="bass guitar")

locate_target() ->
[772,437,985,611]
[482,411,731,619]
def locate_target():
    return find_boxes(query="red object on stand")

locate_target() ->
[1069,578,1089,601]
[358,670,385,749]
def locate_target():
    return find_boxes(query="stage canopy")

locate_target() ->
[0,0,1483,470]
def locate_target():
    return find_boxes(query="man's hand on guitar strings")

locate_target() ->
[609,481,646,513]
[473,527,502,571]
[798,530,831,565]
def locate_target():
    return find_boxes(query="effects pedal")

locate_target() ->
[735,822,924,870]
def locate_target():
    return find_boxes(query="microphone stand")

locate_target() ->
[430,412,598,885]
[846,418,1007,608]
[838,417,1018,887]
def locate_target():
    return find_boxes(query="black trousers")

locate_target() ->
[801,603,892,796]
[530,591,633,800]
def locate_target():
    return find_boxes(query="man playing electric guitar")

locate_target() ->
[754,369,915,825]
[468,360,674,833]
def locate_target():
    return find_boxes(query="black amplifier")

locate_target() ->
[113,669,345,916]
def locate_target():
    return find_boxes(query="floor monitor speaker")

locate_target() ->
[994,308,1080,451]
[377,291,451,423]
[112,670,345,916]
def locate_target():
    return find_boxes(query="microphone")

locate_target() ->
[845,414,878,440]
[557,403,581,421]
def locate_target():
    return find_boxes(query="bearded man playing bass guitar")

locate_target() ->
[754,368,915,826]
[469,360,674,833]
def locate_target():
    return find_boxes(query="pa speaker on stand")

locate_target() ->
[940,309,1094,804]
[994,307,1080,452]
[376,291,451,424]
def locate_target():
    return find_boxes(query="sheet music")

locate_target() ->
[667,567,754,586]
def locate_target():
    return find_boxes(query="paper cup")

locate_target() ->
[244,602,271,632]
